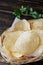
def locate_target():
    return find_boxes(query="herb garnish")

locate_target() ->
[13,9,20,18]
[13,6,43,19]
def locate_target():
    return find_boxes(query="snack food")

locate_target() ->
[14,19,30,31]
[33,30,43,56]
[2,31,23,58]
[11,31,40,57]
[29,19,43,30]
[0,18,43,64]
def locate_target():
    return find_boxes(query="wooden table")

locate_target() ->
[0,0,43,65]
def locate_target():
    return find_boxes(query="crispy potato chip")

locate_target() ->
[2,31,23,58]
[3,31,23,50]
[12,31,40,57]
[14,19,30,31]
[30,30,43,44]
[33,30,43,55]
[28,19,43,30]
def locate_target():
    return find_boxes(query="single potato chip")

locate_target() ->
[3,31,23,50]
[32,30,43,55]
[14,19,30,31]
[28,19,43,30]
[12,31,40,57]
[2,31,23,58]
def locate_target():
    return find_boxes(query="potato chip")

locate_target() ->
[28,19,43,30]
[12,31,40,57]
[14,19,30,31]
[3,31,23,51]
[32,30,43,55]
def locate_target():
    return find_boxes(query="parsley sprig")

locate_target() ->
[13,6,43,19]
[20,6,28,14]
[13,9,20,18]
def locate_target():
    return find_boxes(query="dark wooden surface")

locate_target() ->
[0,1,43,65]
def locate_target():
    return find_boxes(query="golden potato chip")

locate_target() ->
[14,19,30,31]
[32,30,43,55]
[3,31,23,51]
[12,31,40,56]
[2,31,23,58]
[28,19,43,30]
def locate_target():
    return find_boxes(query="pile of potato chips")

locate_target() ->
[1,19,43,59]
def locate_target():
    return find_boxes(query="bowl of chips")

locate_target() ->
[0,18,43,65]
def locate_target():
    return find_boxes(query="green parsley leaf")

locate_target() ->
[13,9,20,18]
[20,6,27,13]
